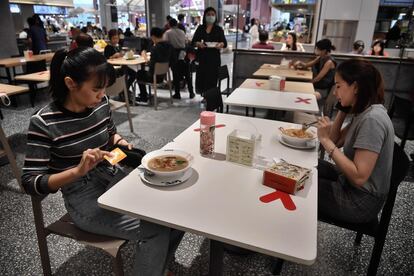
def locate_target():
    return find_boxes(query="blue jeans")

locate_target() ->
[62,164,184,276]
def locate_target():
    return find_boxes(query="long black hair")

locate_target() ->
[371,39,385,56]
[287,32,298,51]
[336,59,384,114]
[202,6,217,26]
[49,47,115,104]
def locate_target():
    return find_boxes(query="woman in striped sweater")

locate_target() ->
[22,47,183,275]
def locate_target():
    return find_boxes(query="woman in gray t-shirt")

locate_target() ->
[317,59,394,223]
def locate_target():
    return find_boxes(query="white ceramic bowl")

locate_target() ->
[279,126,316,146]
[141,149,194,177]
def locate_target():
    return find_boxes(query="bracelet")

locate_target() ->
[114,137,125,145]
[328,145,337,158]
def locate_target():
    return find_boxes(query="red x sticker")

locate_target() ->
[295,97,311,104]
[255,82,264,87]
[260,190,296,211]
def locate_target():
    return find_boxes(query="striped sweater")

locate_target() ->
[22,96,116,196]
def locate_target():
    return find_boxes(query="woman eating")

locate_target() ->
[22,47,183,275]
[317,59,394,223]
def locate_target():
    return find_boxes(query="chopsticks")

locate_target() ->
[302,120,319,130]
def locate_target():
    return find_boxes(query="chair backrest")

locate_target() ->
[123,37,141,52]
[106,75,126,97]
[389,94,414,118]
[154,62,170,76]
[26,60,47,74]
[205,87,223,113]
[378,142,409,234]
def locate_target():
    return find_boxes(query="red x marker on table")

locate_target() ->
[295,97,311,104]
[255,82,264,87]
[259,190,296,211]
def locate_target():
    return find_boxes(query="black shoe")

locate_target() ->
[136,95,148,102]
[189,93,195,99]
[172,93,181,99]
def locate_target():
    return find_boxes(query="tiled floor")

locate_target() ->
[0,88,413,276]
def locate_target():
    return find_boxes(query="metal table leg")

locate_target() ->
[209,239,224,276]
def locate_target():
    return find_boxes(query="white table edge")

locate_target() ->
[97,194,317,265]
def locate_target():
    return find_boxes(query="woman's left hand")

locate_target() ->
[317,116,332,142]
[215,42,224,49]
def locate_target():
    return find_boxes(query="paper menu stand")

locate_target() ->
[226,129,258,167]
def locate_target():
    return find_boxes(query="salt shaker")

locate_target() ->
[200,111,216,155]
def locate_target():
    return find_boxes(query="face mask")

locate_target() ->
[206,16,216,24]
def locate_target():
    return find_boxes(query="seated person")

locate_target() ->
[294,39,336,98]
[104,29,136,102]
[136,27,173,102]
[369,39,389,57]
[317,59,394,223]
[75,33,94,48]
[280,32,305,52]
[350,40,365,55]
[22,47,184,275]
[252,31,275,50]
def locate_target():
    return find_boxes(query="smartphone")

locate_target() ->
[335,102,352,113]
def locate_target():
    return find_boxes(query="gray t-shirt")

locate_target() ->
[341,104,394,198]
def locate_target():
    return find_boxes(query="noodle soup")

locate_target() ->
[148,155,189,172]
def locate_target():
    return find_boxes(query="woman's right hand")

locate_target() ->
[75,148,112,177]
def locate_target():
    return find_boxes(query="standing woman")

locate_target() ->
[281,32,305,52]
[294,39,336,97]
[22,47,183,276]
[317,59,394,223]
[192,7,227,96]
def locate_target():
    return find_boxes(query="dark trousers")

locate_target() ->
[171,59,194,95]
[136,69,164,99]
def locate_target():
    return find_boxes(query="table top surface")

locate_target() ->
[0,53,54,68]
[240,79,315,94]
[0,83,29,95]
[225,88,319,113]
[254,64,312,81]
[107,56,147,66]
[14,70,50,82]
[98,113,318,265]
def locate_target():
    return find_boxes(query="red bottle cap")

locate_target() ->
[200,111,216,126]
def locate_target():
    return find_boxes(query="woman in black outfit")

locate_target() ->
[192,7,227,96]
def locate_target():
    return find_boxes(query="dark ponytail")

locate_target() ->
[315,39,335,52]
[49,47,115,104]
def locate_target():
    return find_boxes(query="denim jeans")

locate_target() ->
[62,164,184,276]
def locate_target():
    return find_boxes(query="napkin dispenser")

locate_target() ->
[263,160,311,195]
[226,129,259,167]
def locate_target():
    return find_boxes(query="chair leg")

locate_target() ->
[153,84,158,110]
[367,237,386,276]
[29,83,36,108]
[112,252,124,276]
[31,198,52,276]
[271,257,284,275]
[0,126,23,191]
[0,109,3,120]
[123,88,134,133]
[354,232,363,245]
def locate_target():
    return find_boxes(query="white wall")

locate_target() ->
[316,0,380,51]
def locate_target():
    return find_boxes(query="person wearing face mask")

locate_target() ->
[191,7,227,97]
[317,59,394,223]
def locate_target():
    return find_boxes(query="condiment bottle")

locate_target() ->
[200,111,216,155]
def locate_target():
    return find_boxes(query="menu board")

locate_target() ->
[226,130,256,167]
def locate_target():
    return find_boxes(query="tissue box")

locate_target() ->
[263,161,310,194]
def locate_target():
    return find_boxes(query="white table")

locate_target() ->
[225,88,319,115]
[240,78,315,94]
[98,113,318,274]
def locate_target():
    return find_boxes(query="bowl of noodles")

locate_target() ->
[279,126,316,146]
[141,149,194,177]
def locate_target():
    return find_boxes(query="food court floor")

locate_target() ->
[0,51,413,275]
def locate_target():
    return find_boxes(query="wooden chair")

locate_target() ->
[319,142,410,276]
[31,196,126,276]
[205,87,223,113]
[137,62,173,110]
[0,123,22,190]
[106,74,134,133]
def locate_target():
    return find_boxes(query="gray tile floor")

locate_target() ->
[1,83,413,275]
